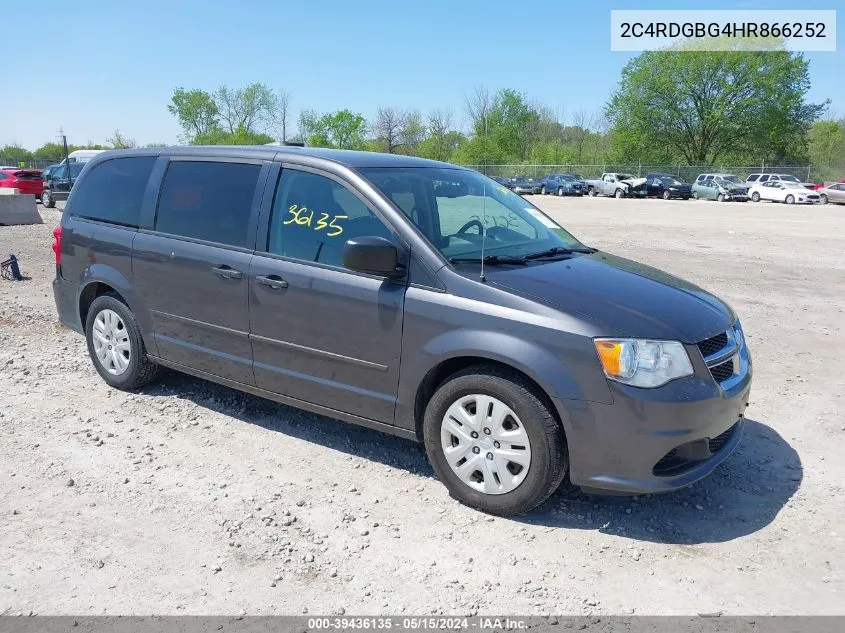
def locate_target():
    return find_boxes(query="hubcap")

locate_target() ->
[92,309,131,376]
[440,394,532,495]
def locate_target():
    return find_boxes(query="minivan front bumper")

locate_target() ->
[556,342,752,495]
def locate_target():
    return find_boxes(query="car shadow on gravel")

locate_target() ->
[144,373,800,544]
[146,369,436,478]
[520,418,802,544]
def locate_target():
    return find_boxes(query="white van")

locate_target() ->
[59,150,107,165]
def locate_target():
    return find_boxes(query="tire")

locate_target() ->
[614,188,624,199]
[820,194,828,204]
[785,195,795,204]
[692,191,698,199]
[662,190,670,200]
[85,293,159,391]
[717,193,725,202]
[557,187,564,197]
[42,189,55,208]
[682,196,690,200]
[422,364,568,517]
[751,192,760,202]
[540,186,546,195]
[587,187,595,197]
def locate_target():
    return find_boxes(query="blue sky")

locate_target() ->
[3,0,841,149]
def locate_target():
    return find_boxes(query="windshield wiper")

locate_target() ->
[449,255,527,265]
[521,246,596,260]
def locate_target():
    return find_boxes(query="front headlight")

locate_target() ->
[593,339,693,388]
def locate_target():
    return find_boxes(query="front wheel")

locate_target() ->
[614,188,624,199]
[820,194,828,204]
[662,190,670,200]
[785,195,795,204]
[751,192,761,202]
[717,193,725,202]
[587,187,595,197]
[423,365,568,517]
[557,187,564,197]
[42,189,55,208]
[85,294,159,390]
[540,186,546,195]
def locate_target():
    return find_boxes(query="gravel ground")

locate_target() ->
[0,197,843,616]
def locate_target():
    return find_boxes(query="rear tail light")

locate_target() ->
[52,226,63,266]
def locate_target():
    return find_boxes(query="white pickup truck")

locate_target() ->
[584,173,648,199]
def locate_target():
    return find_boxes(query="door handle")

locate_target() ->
[256,274,288,290]
[212,266,243,280]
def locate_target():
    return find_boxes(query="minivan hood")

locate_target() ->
[482,252,734,343]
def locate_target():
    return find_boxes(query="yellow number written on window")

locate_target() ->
[283,204,348,237]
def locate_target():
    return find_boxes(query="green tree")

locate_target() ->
[214,83,277,134]
[107,129,136,149]
[606,43,827,164]
[0,144,33,163]
[167,87,219,140]
[192,128,274,145]
[808,120,844,167]
[306,110,368,150]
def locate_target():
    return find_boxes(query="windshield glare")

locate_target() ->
[360,167,584,261]
[716,175,743,185]
[779,175,799,183]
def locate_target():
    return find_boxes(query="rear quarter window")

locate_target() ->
[67,157,156,227]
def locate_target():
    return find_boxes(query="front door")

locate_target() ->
[132,158,268,384]
[248,166,407,424]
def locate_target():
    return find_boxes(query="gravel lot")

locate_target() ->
[0,196,843,616]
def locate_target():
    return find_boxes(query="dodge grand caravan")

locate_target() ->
[52,147,752,516]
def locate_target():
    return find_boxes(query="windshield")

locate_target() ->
[716,175,743,185]
[659,176,684,185]
[779,175,800,183]
[570,174,585,180]
[360,167,585,261]
[782,182,804,189]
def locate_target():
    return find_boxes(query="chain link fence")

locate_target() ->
[0,157,61,170]
[463,163,844,184]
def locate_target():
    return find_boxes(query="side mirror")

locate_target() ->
[343,236,404,278]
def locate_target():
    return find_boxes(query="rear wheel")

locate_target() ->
[41,189,55,208]
[85,294,159,390]
[751,192,761,202]
[423,365,567,517]
[614,188,624,199]
[557,187,564,197]
[540,186,546,195]
[785,195,795,204]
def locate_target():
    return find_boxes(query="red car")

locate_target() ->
[0,168,44,199]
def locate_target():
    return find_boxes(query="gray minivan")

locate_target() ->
[52,146,752,516]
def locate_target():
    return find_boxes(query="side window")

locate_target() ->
[759,175,770,182]
[266,168,394,269]
[67,157,156,227]
[155,161,261,248]
[0,173,7,181]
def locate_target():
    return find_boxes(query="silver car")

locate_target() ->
[817,182,845,205]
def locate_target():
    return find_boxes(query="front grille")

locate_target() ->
[697,332,728,358]
[708,423,737,453]
[652,448,687,476]
[710,360,734,382]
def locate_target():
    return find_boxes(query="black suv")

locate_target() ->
[41,162,86,208]
[52,147,751,516]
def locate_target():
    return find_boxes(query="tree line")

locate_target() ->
[5,46,843,175]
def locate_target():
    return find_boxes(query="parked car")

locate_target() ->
[584,173,647,198]
[749,180,822,204]
[511,177,541,195]
[540,173,585,196]
[0,168,44,199]
[52,147,751,517]
[41,162,86,208]
[815,182,845,205]
[692,174,749,202]
[643,173,692,200]
[745,173,814,188]
[42,164,62,180]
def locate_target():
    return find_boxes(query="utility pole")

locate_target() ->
[59,128,72,188]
